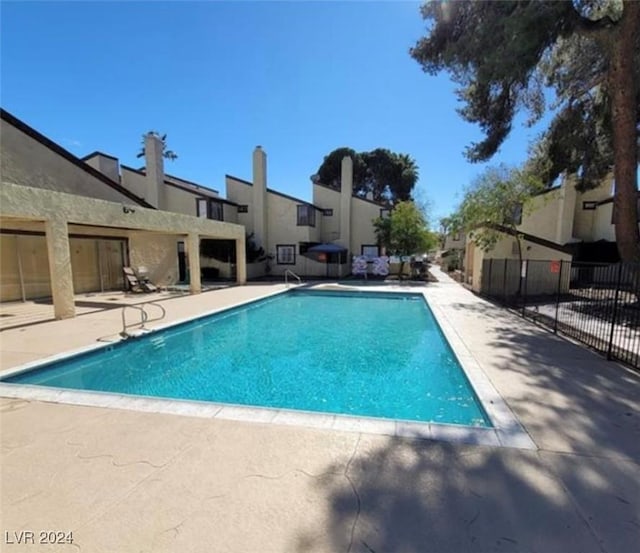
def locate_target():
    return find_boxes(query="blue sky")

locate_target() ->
[1,1,550,225]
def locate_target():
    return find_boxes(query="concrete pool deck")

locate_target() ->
[1,269,639,552]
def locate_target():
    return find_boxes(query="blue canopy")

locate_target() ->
[307,243,347,253]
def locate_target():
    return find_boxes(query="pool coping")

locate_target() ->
[0,284,536,451]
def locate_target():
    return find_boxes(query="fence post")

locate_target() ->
[553,260,564,333]
[503,259,508,305]
[487,259,493,297]
[607,263,624,360]
[522,260,527,318]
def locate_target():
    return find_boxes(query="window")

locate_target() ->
[209,200,223,221]
[238,205,248,213]
[512,203,523,225]
[196,198,224,221]
[323,208,333,216]
[297,205,316,227]
[276,244,296,265]
[583,201,597,210]
[197,199,208,219]
[361,245,379,260]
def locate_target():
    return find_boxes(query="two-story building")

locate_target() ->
[0,110,247,319]
[463,173,634,292]
[226,147,386,278]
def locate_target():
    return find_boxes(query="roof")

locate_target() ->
[0,109,154,208]
[80,151,119,162]
[122,166,238,206]
[490,224,573,254]
[313,181,390,207]
[226,173,323,211]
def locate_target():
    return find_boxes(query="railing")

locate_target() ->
[120,301,166,338]
[284,269,302,288]
[479,259,640,370]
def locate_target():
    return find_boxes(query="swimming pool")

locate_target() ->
[2,290,491,427]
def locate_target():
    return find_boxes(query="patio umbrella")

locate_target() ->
[306,243,347,277]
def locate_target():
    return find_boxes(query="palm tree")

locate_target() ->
[136,131,178,161]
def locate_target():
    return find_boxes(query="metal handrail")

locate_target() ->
[120,302,166,338]
[284,269,302,288]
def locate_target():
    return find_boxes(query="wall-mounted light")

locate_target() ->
[123,205,136,214]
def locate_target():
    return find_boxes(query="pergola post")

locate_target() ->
[235,236,247,284]
[44,217,76,319]
[187,232,201,294]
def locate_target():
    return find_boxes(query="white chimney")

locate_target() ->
[252,146,268,250]
[144,132,165,209]
[339,156,353,252]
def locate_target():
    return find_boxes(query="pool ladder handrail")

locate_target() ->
[120,301,166,338]
[284,269,302,288]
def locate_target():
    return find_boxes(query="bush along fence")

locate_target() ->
[480,259,640,370]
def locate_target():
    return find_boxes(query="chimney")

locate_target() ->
[251,146,268,250]
[556,173,578,244]
[84,153,120,183]
[144,132,165,209]
[339,156,353,251]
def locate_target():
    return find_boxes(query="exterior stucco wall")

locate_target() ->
[128,233,181,286]
[350,197,380,255]
[226,177,254,235]
[84,154,119,183]
[164,185,199,217]
[313,184,341,242]
[0,119,135,204]
[223,204,239,224]
[1,182,247,311]
[592,203,616,242]
[266,193,322,253]
[518,189,562,243]
[444,234,466,251]
[120,168,152,205]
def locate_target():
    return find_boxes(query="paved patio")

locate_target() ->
[1,270,639,552]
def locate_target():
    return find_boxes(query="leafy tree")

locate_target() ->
[411,0,639,261]
[137,131,178,161]
[374,201,435,277]
[314,147,418,204]
[452,165,545,294]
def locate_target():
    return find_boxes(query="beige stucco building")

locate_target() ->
[0,109,246,319]
[226,147,385,278]
[463,174,628,293]
[1,109,386,318]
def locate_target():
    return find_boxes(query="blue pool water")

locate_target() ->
[3,290,491,427]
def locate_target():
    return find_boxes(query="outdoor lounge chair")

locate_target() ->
[123,267,158,293]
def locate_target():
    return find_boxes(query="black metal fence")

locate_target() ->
[480,259,640,370]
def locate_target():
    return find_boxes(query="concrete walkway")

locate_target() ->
[1,272,639,552]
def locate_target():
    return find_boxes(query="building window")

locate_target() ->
[511,203,523,225]
[276,244,296,265]
[380,208,390,218]
[323,208,333,216]
[583,201,597,210]
[209,200,223,221]
[297,205,316,227]
[197,199,208,219]
[361,245,379,260]
[238,205,249,213]
[196,198,223,221]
